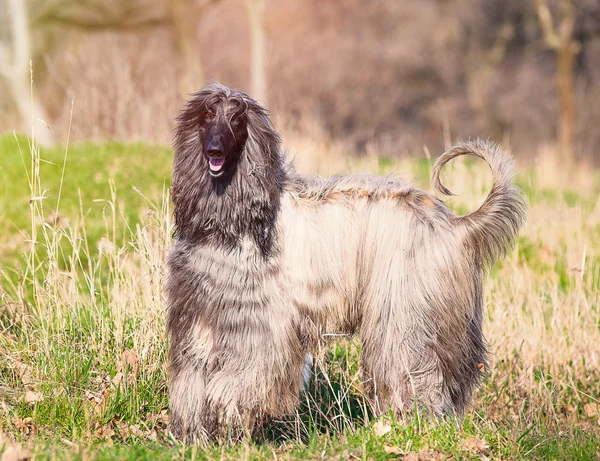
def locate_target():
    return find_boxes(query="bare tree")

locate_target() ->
[0,0,219,140]
[535,0,579,160]
[168,0,220,98]
[245,0,266,104]
[36,0,218,98]
[0,0,54,145]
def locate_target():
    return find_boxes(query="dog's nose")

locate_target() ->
[207,142,224,157]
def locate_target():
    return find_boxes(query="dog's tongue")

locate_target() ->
[209,157,224,172]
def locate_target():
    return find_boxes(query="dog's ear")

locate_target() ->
[243,97,282,170]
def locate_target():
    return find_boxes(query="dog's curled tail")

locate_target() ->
[431,139,528,268]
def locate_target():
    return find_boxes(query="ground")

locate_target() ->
[0,133,599,460]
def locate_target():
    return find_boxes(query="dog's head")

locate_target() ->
[173,83,281,182]
[172,84,284,247]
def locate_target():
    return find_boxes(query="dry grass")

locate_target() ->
[0,133,599,459]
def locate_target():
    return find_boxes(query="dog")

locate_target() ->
[166,83,527,442]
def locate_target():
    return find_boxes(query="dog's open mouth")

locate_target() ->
[208,157,225,177]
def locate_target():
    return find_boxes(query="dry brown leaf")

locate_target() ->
[373,419,392,437]
[461,437,490,453]
[95,424,115,439]
[421,449,447,461]
[147,409,170,426]
[13,362,32,387]
[561,405,575,415]
[129,425,144,437]
[116,422,129,442]
[404,449,447,461]
[383,444,402,455]
[85,391,106,415]
[584,403,598,417]
[23,391,43,405]
[120,349,140,373]
[13,417,36,436]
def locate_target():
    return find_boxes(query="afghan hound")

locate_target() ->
[166,83,527,443]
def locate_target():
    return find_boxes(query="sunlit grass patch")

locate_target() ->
[1,134,599,459]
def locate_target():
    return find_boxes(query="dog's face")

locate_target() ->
[199,98,249,179]
[173,84,283,227]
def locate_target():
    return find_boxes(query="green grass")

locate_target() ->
[1,134,600,460]
[0,134,171,263]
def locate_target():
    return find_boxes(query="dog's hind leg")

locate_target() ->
[359,228,483,418]
[360,300,452,418]
[360,267,486,419]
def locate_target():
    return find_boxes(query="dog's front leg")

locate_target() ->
[168,323,213,444]
[197,296,305,441]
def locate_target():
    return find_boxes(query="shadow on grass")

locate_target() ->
[257,339,375,445]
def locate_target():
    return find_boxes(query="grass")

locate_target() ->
[1,132,600,460]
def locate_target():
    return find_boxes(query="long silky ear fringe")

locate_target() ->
[432,139,528,269]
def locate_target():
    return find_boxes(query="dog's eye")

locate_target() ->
[205,111,214,120]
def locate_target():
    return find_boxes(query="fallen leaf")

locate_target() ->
[147,409,170,425]
[419,449,447,460]
[584,403,597,417]
[561,405,575,415]
[13,362,32,387]
[95,424,115,439]
[116,422,129,442]
[112,372,124,386]
[120,349,140,373]
[373,419,392,437]
[23,391,43,405]
[403,449,446,461]
[461,437,489,453]
[13,417,36,436]
[383,444,402,455]
[85,391,106,415]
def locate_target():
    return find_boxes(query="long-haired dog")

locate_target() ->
[167,83,527,443]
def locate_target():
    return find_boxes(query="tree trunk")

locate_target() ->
[168,0,205,99]
[557,13,576,161]
[4,0,54,145]
[245,0,266,104]
[535,0,578,161]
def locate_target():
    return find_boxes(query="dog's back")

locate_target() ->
[279,140,527,414]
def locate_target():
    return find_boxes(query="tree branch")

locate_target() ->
[535,0,560,49]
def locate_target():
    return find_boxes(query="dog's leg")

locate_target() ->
[169,366,208,443]
[361,314,450,418]
[198,297,305,441]
[167,319,215,443]
[361,276,485,418]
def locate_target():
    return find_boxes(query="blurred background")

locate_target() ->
[1,0,599,163]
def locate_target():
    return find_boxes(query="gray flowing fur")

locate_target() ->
[167,83,528,443]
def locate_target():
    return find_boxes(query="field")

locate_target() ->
[0,132,599,460]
